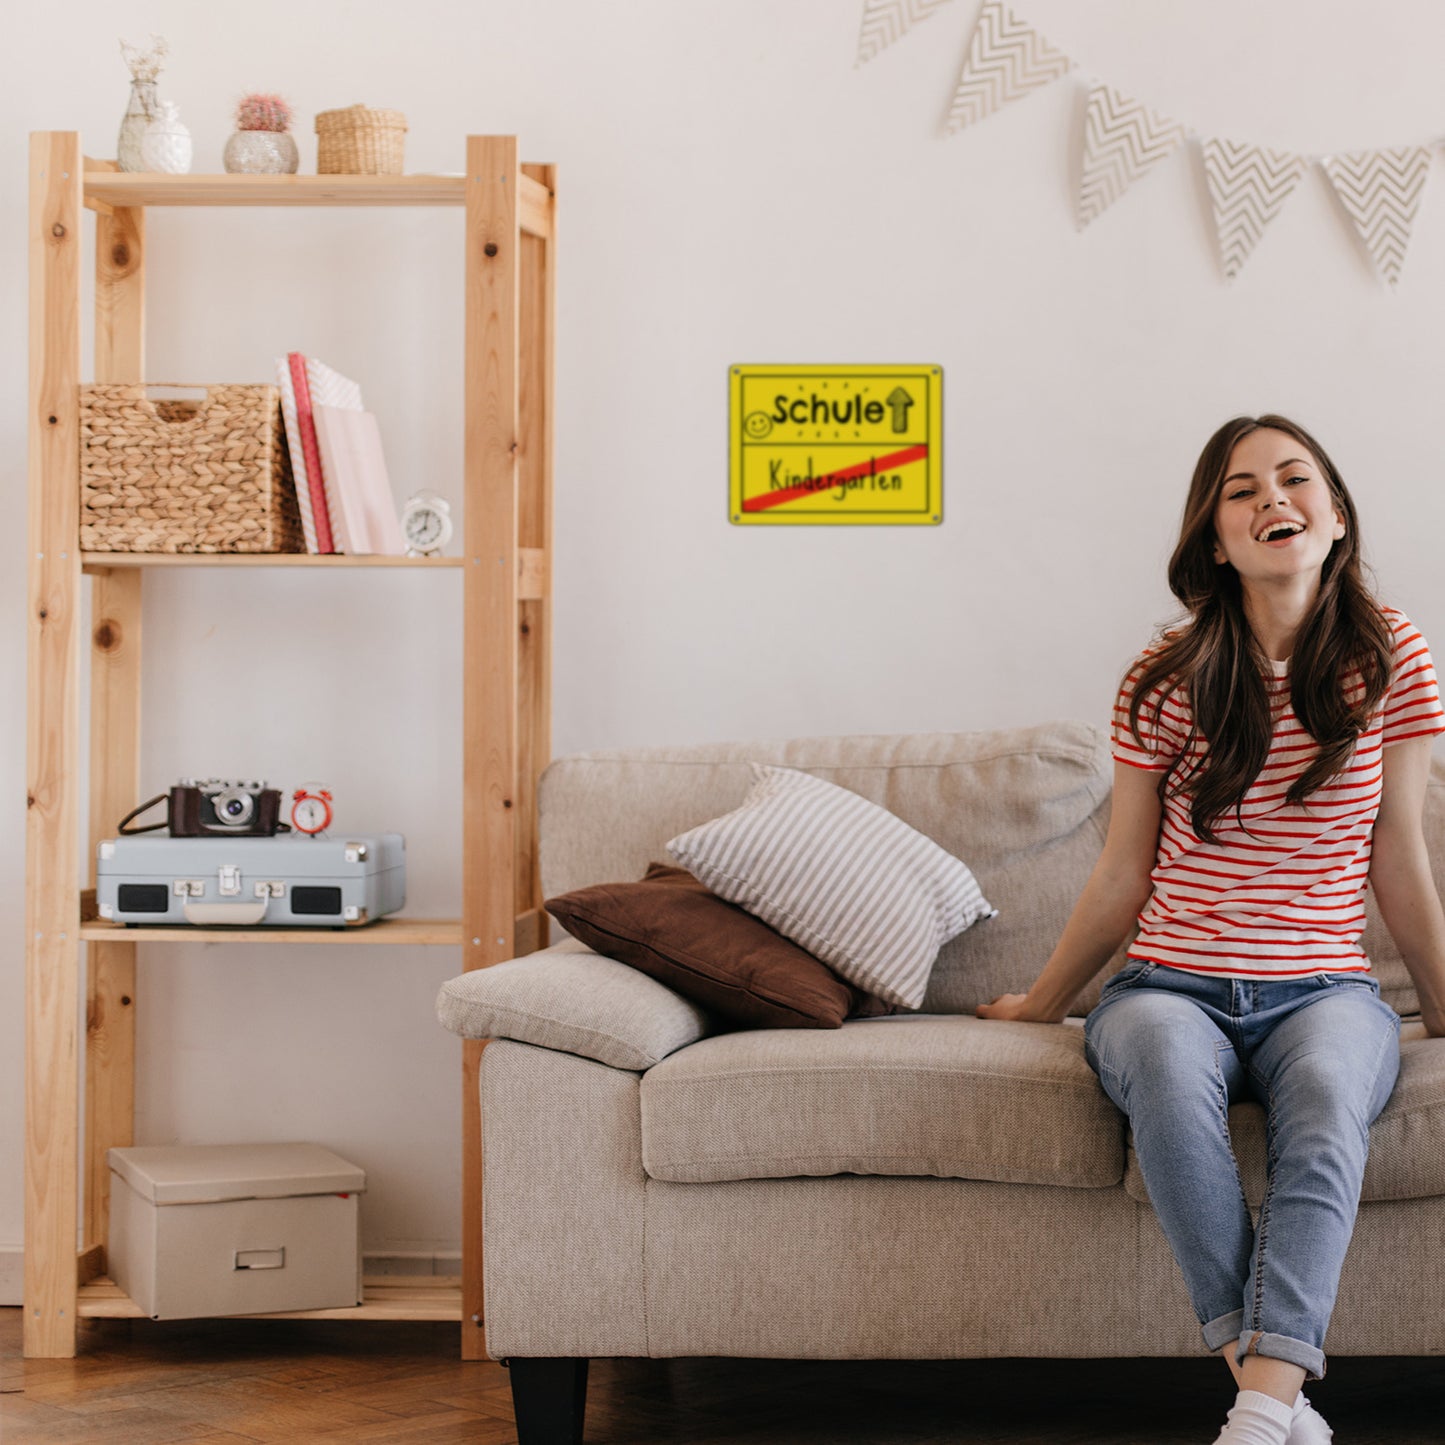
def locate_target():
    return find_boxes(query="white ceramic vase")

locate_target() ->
[223,129,299,175]
[141,101,193,175]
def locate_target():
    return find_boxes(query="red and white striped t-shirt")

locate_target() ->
[1112,606,1445,979]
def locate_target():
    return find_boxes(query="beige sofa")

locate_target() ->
[437,722,1445,1443]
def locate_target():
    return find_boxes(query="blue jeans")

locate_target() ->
[1083,960,1401,1381]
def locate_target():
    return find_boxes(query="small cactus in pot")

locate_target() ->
[237,93,292,133]
[224,92,299,174]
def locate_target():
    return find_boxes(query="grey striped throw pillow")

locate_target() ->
[666,765,996,1009]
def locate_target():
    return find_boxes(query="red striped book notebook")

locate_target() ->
[274,353,367,553]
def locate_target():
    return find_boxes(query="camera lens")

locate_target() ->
[214,788,254,826]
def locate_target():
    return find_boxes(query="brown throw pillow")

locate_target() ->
[545,863,894,1029]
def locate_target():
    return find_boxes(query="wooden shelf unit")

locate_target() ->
[25,134,556,1359]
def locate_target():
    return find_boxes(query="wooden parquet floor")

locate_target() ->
[3,1308,1444,1443]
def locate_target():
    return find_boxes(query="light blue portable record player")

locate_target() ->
[96,833,406,927]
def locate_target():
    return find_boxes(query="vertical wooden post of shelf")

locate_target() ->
[461,135,520,1360]
[516,163,556,952]
[25,131,84,1359]
[83,193,146,1265]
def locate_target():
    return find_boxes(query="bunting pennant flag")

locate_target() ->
[945,0,1072,132]
[1319,147,1432,288]
[1201,139,1307,281]
[1077,82,1190,229]
[856,0,954,67]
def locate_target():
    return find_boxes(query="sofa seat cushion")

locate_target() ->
[1124,1019,1445,1207]
[639,1015,1124,1187]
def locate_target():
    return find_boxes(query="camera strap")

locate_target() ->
[117,793,172,835]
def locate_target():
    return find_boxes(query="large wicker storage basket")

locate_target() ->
[80,384,305,554]
[315,105,407,175]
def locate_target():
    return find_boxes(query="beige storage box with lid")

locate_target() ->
[107,1142,365,1320]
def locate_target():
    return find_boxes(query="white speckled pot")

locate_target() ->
[223,129,299,175]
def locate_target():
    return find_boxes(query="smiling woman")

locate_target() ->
[977,411,1445,1445]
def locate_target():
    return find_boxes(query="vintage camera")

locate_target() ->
[174,779,285,836]
[118,779,288,837]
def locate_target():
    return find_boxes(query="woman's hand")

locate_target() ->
[975,993,1057,1023]
[1370,737,1445,1042]
[973,761,1160,1029]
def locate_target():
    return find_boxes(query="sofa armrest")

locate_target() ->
[436,940,711,1071]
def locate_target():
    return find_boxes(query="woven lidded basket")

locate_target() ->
[80,384,304,554]
[315,104,407,175]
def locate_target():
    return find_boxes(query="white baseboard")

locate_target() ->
[0,1247,459,1304]
[0,1247,21,1306]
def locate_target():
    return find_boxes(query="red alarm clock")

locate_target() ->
[290,785,333,836]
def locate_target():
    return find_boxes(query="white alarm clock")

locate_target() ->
[290,784,333,836]
[401,491,454,557]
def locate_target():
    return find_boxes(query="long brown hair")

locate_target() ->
[1128,414,1393,843]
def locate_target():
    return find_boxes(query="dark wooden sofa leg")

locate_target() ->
[507,1357,590,1444]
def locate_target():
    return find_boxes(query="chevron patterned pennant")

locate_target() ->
[856,0,955,67]
[1202,139,1307,281]
[1077,82,1189,228]
[1320,147,1433,288]
[945,0,1072,132]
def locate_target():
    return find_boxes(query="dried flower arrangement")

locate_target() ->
[236,93,294,133]
[119,35,168,82]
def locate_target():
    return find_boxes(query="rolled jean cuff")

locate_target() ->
[1202,1309,1245,1353]
[1234,1329,1327,1382]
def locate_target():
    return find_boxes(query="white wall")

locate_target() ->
[5,0,1445,1278]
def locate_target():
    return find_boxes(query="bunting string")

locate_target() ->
[857,0,1442,286]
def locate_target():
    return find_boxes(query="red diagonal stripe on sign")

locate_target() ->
[742,444,930,512]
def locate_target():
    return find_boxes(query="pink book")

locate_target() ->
[312,405,406,556]
[288,352,335,553]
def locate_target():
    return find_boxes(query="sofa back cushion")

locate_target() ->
[540,722,1119,1015]
[541,725,1445,1018]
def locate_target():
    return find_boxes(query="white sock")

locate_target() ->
[1212,1388,1295,1445]
[1288,1390,1334,1444]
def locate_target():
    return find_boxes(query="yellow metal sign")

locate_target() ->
[729,365,942,525]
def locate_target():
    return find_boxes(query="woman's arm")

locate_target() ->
[976,760,1162,1024]
[1369,734,1445,1038]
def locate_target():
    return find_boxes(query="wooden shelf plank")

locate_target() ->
[82,552,464,570]
[81,548,546,597]
[80,917,465,945]
[85,172,468,208]
[78,1276,464,1322]
[81,169,554,237]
